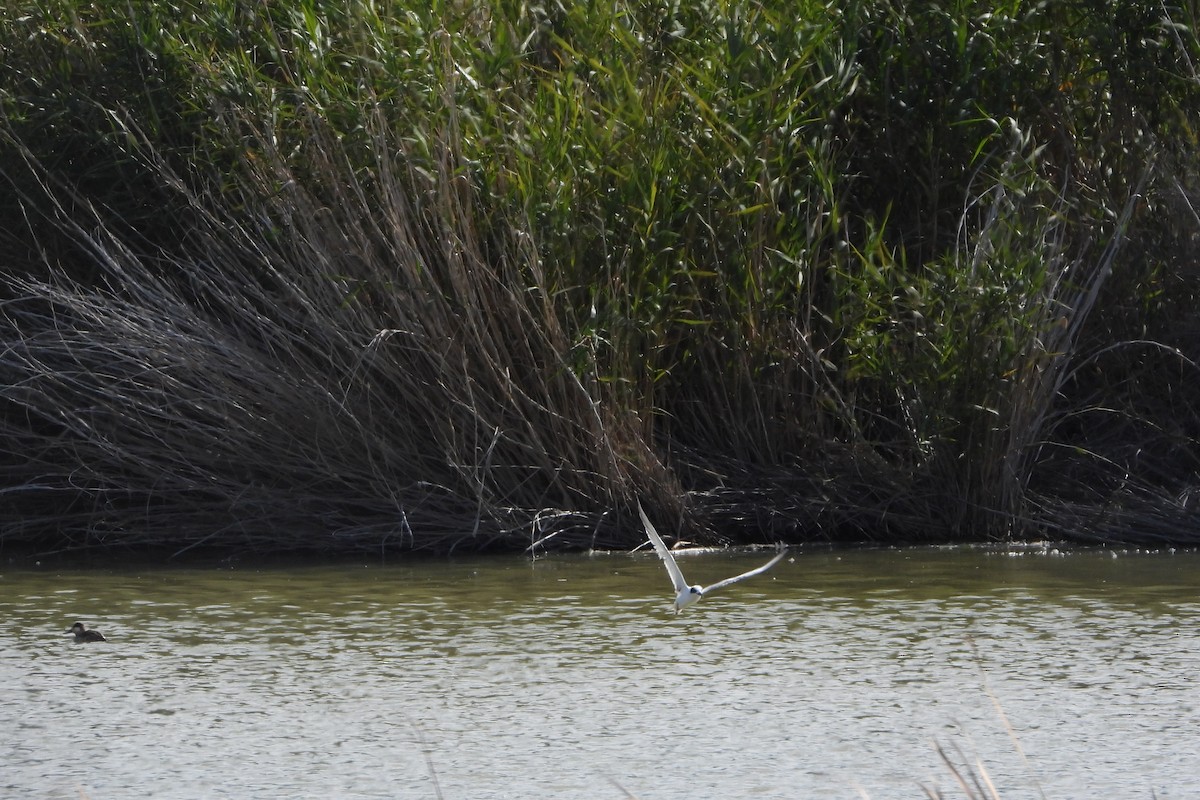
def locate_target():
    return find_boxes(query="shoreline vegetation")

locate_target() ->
[2,1,1199,558]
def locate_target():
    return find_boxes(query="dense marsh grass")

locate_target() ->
[1,1,1199,555]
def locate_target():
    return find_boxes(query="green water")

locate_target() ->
[2,546,1198,799]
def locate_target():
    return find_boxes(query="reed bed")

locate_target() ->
[2,1,1199,555]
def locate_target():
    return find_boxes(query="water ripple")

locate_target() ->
[1,549,1198,798]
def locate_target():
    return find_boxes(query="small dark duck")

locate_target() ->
[66,622,107,643]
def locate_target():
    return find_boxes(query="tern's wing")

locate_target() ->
[700,548,787,596]
[637,501,689,594]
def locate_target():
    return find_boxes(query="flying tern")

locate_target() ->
[638,502,786,613]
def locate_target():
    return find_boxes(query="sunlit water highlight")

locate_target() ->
[2,547,1198,799]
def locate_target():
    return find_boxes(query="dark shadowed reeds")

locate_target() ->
[2,1,1199,555]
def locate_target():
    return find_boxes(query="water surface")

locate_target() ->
[2,546,1198,799]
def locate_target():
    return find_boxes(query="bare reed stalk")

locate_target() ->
[922,742,1002,800]
[1007,157,1200,545]
[959,157,1152,539]
[0,98,666,554]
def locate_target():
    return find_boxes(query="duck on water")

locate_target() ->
[66,622,107,643]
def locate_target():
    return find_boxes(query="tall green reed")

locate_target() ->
[1,0,1197,553]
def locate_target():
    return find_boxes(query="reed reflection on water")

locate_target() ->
[2,547,1198,799]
